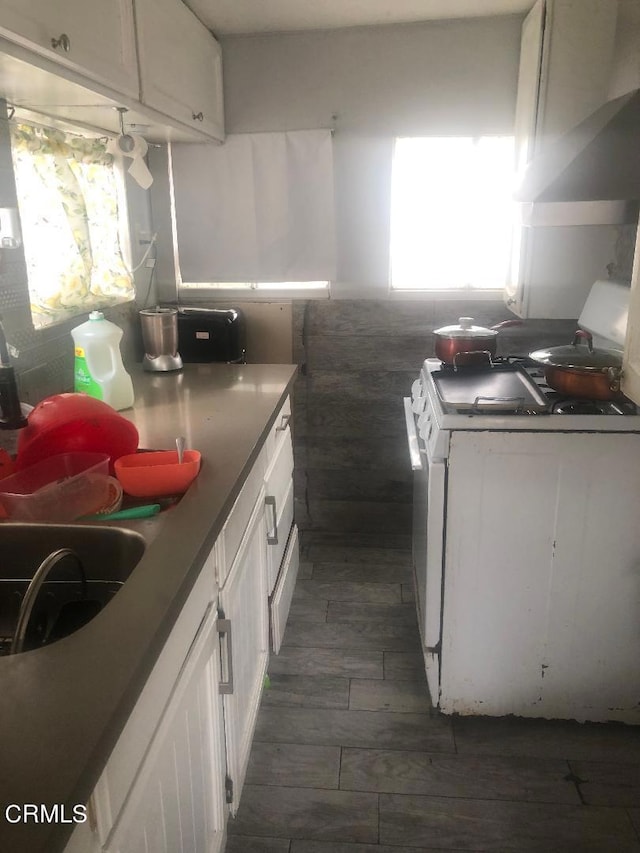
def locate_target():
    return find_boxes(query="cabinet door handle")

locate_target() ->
[51,33,71,52]
[275,413,291,432]
[192,111,204,121]
[265,495,278,545]
[217,617,234,694]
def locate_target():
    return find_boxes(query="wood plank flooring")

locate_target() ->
[225,533,640,852]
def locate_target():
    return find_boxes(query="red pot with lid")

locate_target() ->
[434,317,522,365]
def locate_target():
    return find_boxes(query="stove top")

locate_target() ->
[415,358,640,437]
[432,356,637,416]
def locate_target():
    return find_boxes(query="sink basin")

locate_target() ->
[0,523,146,655]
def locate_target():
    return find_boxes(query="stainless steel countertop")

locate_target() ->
[0,362,297,853]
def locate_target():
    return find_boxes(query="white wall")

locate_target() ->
[221,17,522,136]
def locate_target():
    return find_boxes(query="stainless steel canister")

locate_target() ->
[140,307,179,357]
[139,307,183,371]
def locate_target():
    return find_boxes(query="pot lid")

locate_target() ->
[529,340,623,371]
[434,317,497,338]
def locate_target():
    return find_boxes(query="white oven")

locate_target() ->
[404,281,640,724]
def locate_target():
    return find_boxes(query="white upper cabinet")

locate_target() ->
[0,0,138,97]
[622,227,640,405]
[135,0,224,142]
[507,0,620,319]
[0,0,224,141]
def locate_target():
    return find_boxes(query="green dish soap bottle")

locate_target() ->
[72,311,134,411]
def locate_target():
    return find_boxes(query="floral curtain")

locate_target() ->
[10,123,134,329]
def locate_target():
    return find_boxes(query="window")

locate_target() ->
[10,123,134,329]
[390,136,516,292]
[170,130,335,299]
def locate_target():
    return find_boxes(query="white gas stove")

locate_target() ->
[403,280,640,724]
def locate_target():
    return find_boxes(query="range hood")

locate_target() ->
[515,89,640,226]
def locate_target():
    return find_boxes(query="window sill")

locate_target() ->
[177,286,330,302]
[389,288,505,302]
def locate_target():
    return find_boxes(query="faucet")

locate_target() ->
[11,548,86,654]
[0,317,27,430]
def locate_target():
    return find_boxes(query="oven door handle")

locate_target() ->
[404,397,424,471]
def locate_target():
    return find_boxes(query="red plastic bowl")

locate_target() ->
[16,393,139,471]
[115,450,201,497]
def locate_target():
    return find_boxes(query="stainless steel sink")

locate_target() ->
[0,524,146,655]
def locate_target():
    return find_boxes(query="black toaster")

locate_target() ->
[177,308,246,363]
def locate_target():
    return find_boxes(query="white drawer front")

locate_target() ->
[270,525,299,654]
[265,428,293,510]
[265,396,292,463]
[266,479,294,594]
[220,446,266,586]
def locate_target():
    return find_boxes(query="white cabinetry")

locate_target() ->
[439,430,640,724]
[70,549,225,853]
[0,0,224,142]
[622,226,640,404]
[507,0,619,319]
[134,0,224,141]
[0,0,138,97]
[264,397,299,654]
[104,603,226,853]
[218,490,269,813]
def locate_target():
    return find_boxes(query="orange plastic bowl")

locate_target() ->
[114,450,201,497]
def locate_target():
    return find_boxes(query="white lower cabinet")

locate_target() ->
[105,602,226,853]
[219,488,269,814]
[270,525,300,654]
[263,406,299,654]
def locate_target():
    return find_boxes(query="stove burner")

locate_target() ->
[552,398,638,416]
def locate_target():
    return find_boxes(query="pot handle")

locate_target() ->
[490,320,522,331]
[607,366,622,392]
[572,329,594,351]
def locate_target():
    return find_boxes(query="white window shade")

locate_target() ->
[171,130,336,284]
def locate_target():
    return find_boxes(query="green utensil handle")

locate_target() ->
[92,504,161,521]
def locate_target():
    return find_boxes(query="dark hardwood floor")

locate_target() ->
[225,532,640,853]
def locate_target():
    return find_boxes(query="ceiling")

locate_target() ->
[184,0,536,37]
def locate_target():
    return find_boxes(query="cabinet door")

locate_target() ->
[506,0,619,319]
[135,0,224,141]
[441,430,640,723]
[219,489,269,814]
[105,603,226,853]
[264,429,294,594]
[622,227,640,405]
[270,524,299,655]
[0,0,138,97]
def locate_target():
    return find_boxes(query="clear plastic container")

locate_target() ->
[72,311,134,411]
[0,452,110,522]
